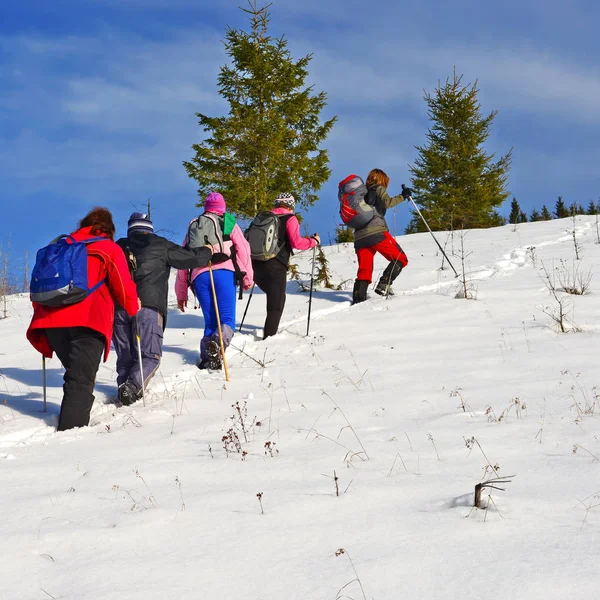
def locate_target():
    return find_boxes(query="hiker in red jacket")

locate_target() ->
[27,207,140,431]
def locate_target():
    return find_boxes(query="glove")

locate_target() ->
[211,252,230,264]
[401,184,413,199]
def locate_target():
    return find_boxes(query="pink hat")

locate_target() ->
[204,192,226,214]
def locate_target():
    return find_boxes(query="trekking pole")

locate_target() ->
[239,283,255,333]
[208,262,230,382]
[135,315,146,407]
[402,184,459,277]
[42,356,47,412]
[306,245,317,336]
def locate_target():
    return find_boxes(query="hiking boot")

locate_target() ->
[197,359,210,370]
[375,261,403,296]
[206,340,222,371]
[118,381,138,406]
[352,280,369,305]
[374,281,395,296]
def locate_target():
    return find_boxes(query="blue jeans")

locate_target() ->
[193,270,236,361]
[112,306,163,391]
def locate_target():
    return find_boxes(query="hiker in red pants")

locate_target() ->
[352,169,412,303]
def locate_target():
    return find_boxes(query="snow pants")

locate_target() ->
[112,306,163,393]
[46,326,105,431]
[193,270,236,362]
[355,232,408,283]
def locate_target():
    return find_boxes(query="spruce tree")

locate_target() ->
[519,210,528,223]
[184,2,336,216]
[540,205,553,221]
[529,208,541,222]
[554,196,569,218]
[335,225,353,244]
[407,72,512,231]
[509,197,521,225]
[587,201,597,215]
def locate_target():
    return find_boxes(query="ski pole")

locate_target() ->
[135,315,146,407]
[208,262,229,382]
[238,283,255,333]
[306,245,317,336]
[42,356,47,412]
[402,184,459,277]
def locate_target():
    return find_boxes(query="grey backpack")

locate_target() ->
[187,213,225,252]
[245,211,290,261]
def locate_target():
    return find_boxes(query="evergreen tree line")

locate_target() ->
[185,3,596,247]
[506,196,599,226]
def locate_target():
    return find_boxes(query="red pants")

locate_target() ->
[356,232,408,283]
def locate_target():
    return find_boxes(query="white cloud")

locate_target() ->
[1,12,599,219]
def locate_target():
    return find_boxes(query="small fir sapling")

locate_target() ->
[455,230,476,299]
[315,246,334,289]
[335,225,354,244]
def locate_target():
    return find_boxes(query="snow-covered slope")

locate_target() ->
[2,217,600,599]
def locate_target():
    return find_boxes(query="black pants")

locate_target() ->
[252,259,288,339]
[46,327,105,431]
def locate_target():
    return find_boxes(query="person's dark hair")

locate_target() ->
[366,168,390,190]
[79,207,116,240]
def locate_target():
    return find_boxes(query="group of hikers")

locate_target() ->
[25,169,412,431]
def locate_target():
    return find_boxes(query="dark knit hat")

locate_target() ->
[128,212,154,233]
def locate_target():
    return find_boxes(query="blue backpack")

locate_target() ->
[30,235,107,306]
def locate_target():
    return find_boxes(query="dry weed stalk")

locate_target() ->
[322,389,369,461]
[334,548,367,600]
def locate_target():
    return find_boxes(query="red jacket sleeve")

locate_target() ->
[102,243,139,316]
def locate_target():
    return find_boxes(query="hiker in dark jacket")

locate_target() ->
[251,193,320,339]
[352,169,411,304]
[113,212,213,405]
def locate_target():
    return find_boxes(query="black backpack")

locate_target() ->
[246,212,291,261]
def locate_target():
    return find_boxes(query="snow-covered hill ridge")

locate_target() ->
[2,216,600,599]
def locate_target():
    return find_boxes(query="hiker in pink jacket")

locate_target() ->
[250,193,320,338]
[175,192,253,370]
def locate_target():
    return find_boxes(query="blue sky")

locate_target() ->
[2,0,599,270]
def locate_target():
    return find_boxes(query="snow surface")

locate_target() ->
[2,217,600,600]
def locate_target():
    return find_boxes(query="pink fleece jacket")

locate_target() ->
[272,207,319,251]
[175,212,254,304]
